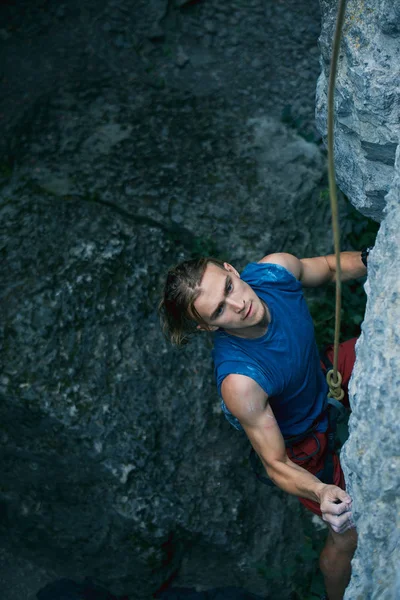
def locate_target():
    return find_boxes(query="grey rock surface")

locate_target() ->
[0,1,333,599]
[341,147,400,600]
[316,2,400,597]
[0,83,329,599]
[316,0,400,221]
[0,546,57,600]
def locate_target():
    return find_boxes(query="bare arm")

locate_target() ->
[222,374,354,532]
[259,251,367,287]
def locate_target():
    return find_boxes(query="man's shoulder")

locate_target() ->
[241,255,300,287]
[221,373,267,401]
[257,253,300,278]
[221,374,268,422]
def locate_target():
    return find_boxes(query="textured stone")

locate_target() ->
[0,0,338,598]
[341,146,400,600]
[316,0,400,221]
[0,82,331,599]
[316,3,400,598]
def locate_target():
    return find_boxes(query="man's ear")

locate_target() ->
[223,262,240,278]
[196,324,218,332]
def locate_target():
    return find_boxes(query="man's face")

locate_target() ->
[192,262,266,336]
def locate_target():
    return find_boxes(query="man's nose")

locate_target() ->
[227,297,245,312]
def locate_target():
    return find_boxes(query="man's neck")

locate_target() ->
[223,301,270,340]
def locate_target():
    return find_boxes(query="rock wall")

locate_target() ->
[317,1,400,598]
[0,1,332,598]
[316,0,400,221]
[0,87,330,598]
[342,147,400,600]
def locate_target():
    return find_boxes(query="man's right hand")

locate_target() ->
[318,485,355,533]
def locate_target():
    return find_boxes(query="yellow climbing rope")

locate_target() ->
[326,0,347,400]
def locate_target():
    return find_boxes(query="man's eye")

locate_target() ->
[227,283,233,293]
[216,305,224,317]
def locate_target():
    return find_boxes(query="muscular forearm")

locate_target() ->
[264,456,354,534]
[265,456,354,533]
[265,456,325,503]
[300,250,367,287]
[324,251,367,282]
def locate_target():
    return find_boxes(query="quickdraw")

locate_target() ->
[326,369,345,402]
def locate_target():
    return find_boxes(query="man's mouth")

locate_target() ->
[244,302,252,320]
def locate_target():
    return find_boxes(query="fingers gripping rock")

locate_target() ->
[320,485,354,534]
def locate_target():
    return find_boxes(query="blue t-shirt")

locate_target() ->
[212,262,328,437]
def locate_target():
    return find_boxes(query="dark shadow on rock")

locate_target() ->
[155,586,263,599]
[36,577,129,600]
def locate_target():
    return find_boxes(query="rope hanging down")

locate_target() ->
[326,0,347,399]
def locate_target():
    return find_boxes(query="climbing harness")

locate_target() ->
[250,0,349,488]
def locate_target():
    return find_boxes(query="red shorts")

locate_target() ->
[287,338,357,517]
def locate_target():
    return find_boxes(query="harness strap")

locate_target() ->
[288,433,321,462]
[327,396,347,417]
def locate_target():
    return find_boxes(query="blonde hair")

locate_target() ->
[159,257,225,345]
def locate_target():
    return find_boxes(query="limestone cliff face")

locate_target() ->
[316,0,400,221]
[342,148,400,600]
[317,1,400,598]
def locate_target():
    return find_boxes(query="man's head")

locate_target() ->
[160,257,266,345]
[159,257,224,345]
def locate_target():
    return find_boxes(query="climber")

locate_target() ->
[159,249,370,600]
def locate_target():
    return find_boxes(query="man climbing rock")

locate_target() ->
[160,250,368,600]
